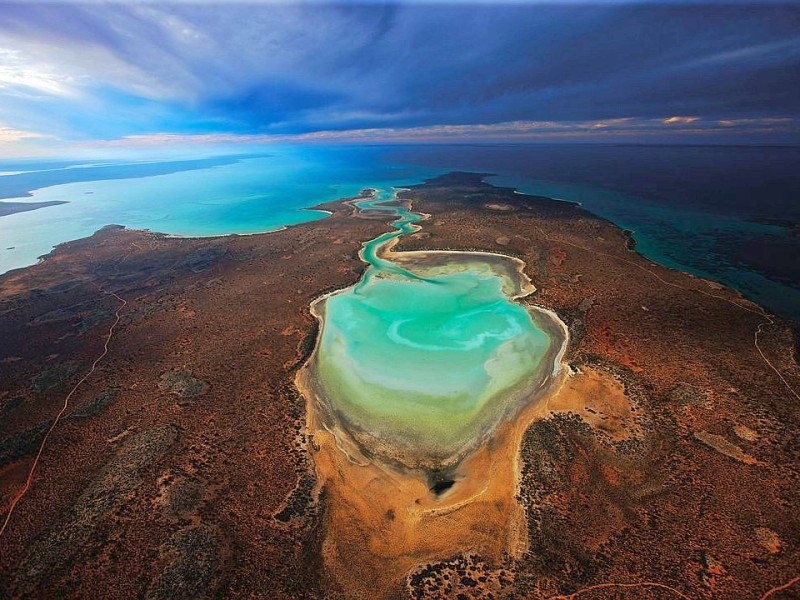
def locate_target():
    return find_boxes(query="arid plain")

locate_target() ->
[1,174,798,599]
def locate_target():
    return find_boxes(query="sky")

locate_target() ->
[0,1,799,157]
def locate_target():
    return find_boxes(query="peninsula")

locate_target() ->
[0,174,798,599]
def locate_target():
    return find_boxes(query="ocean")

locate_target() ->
[386,144,800,323]
[0,144,797,323]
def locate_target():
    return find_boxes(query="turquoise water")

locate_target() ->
[386,144,800,322]
[1,144,797,321]
[0,147,439,274]
[313,191,560,465]
[490,175,800,319]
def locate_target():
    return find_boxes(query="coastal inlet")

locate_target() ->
[298,189,568,475]
[295,188,569,597]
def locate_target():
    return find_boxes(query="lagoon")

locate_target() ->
[308,191,565,469]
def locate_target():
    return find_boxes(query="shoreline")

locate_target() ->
[0,206,333,278]
[3,167,793,328]
[508,180,799,326]
[297,189,570,474]
[2,172,798,598]
[294,188,572,597]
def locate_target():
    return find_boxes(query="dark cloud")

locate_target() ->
[0,2,798,142]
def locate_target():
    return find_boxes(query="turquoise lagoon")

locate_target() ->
[2,144,798,323]
[0,147,439,274]
[0,148,567,470]
[3,143,792,464]
[308,192,565,469]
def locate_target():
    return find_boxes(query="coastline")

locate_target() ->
[1,172,798,598]
[0,200,69,218]
[4,160,795,328]
[293,188,574,598]
[297,190,570,472]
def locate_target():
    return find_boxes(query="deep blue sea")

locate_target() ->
[1,144,798,323]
